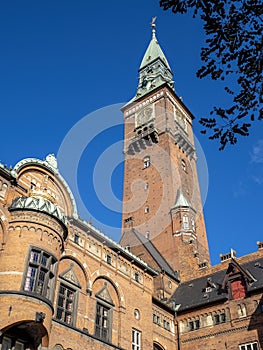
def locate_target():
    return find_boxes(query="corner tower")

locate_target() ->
[120,19,210,281]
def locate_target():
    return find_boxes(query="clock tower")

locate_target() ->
[120,19,210,281]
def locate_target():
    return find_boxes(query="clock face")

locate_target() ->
[135,106,153,127]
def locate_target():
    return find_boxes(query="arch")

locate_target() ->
[58,254,89,290]
[52,345,64,350]
[0,320,48,349]
[60,251,91,283]
[153,342,165,350]
[91,270,126,308]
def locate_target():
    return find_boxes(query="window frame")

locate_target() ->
[214,313,226,325]
[74,234,80,244]
[22,246,57,301]
[132,328,141,350]
[55,282,78,326]
[239,342,258,350]
[94,301,112,343]
[143,156,150,169]
[183,215,189,230]
[189,319,200,331]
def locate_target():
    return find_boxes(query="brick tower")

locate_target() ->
[120,19,210,281]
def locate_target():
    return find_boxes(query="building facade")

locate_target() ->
[0,21,263,350]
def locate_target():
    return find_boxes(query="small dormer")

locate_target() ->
[222,259,256,300]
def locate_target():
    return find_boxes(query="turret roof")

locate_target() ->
[139,20,171,71]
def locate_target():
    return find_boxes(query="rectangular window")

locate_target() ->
[56,283,76,325]
[143,156,150,169]
[239,342,258,350]
[183,215,189,230]
[189,319,200,331]
[214,313,226,325]
[23,248,56,300]
[132,328,141,350]
[74,234,79,244]
[2,337,25,350]
[106,254,112,265]
[95,303,111,342]
[134,272,140,283]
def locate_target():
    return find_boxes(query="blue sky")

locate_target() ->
[1,0,262,265]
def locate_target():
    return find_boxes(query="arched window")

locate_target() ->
[56,283,77,325]
[55,265,80,326]
[154,343,164,350]
[94,282,114,343]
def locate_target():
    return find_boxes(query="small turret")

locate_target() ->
[171,189,196,237]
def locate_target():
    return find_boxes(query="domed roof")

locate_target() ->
[9,196,66,225]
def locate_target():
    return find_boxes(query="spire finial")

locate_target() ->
[151,16,157,39]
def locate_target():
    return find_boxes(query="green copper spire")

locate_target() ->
[173,189,191,209]
[139,17,171,71]
[136,18,174,98]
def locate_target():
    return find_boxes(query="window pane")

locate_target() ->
[58,295,64,307]
[56,308,63,319]
[30,251,39,263]
[95,303,111,341]
[56,283,75,325]
[24,267,36,291]
[15,341,24,350]
[41,254,48,267]
[2,337,12,350]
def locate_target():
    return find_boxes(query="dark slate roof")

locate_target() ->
[172,257,263,312]
[132,229,179,281]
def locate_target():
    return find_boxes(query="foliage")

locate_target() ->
[160,0,263,149]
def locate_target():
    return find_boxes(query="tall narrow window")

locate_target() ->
[95,303,111,342]
[74,234,79,244]
[134,272,140,282]
[181,159,186,172]
[23,248,56,300]
[191,218,195,231]
[132,328,141,350]
[143,156,150,169]
[145,206,149,214]
[183,215,189,230]
[56,283,76,325]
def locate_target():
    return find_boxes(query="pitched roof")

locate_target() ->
[172,257,263,312]
[132,229,179,281]
[173,188,191,209]
[139,29,171,71]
